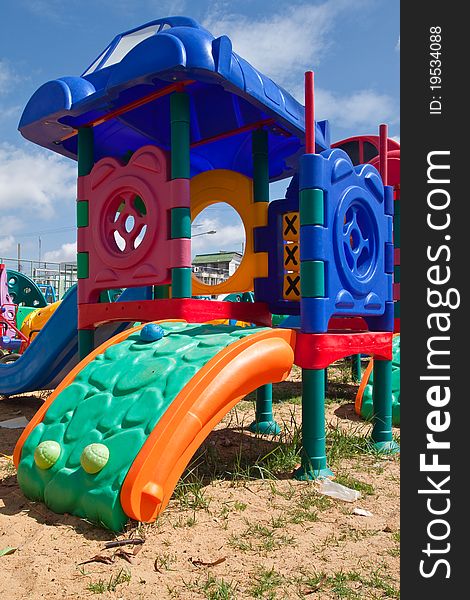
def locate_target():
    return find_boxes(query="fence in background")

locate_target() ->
[0,257,77,300]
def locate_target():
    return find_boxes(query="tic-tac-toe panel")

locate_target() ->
[254,181,302,316]
[77,145,190,304]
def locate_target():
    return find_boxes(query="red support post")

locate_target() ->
[379,123,388,185]
[305,71,315,154]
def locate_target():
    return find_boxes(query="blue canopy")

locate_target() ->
[19,17,330,181]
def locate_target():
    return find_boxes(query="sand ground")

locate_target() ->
[0,368,399,599]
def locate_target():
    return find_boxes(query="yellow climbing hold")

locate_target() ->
[80,443,109,474]
[34,441,61,470]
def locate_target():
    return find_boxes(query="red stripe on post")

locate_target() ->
[305,71,315,154]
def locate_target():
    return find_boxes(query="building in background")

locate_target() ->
[192,251,242,286]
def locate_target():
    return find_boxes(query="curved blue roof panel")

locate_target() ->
[18,17,330,181]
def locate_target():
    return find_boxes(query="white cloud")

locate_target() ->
[0,143,76,217]
[202,1,397,135]
[191,214,245,257]
[43,241,77,262]
[203,0,361,88]
[395,36,400,52]
[0,60,20,96]
[314,87,397,131]
[0,235,15,254]
[0,104,21,122]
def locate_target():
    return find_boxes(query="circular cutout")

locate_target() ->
[105,191,149,255]
[191,202,245,287]
[335,188,379,295]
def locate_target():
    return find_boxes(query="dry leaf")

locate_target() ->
[114,549,133,564]
[78,554,114,566]
[103,538,145,550]
[190,557,226,567]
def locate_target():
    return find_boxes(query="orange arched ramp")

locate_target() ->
[121,327,296,523]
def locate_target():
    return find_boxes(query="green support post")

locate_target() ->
[296,184,333,479]
[154,285,170,299]
[77,127,95,360]
[370,359,400,453]
[352,354,362,382]
[295,369,334,479]
[248,129,280,435]
[170,92,192,299]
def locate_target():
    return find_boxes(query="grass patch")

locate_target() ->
[334,474,375,496]
[154,552,177,572]
[326,424,375,467]
[173,468,210,511]
[299,567,399,599]
[249,567,284,599]
[184,574,238,600]
[229,520,295,553]
[288,487,332,524]
[87,569,131,594]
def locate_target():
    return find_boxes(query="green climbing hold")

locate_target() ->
[34,441,61,470]
[80,443,110,474]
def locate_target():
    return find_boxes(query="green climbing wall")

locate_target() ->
[361,335,400,426]
[7,269,47,308]
[17,322,266,531]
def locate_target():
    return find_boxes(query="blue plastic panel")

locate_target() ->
[299,149,393,332]
[255,151,394,332]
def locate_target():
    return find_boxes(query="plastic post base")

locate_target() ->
[294,464,334,481]
[248,420,281,435]
[369,440,400,455]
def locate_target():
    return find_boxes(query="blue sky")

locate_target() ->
[0,0,399,262]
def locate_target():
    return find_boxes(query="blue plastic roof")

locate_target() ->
[18,17,330,181]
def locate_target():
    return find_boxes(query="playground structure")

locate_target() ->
[0,264,49,358]
[6,17,399,531]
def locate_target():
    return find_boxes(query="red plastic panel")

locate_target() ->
[78,299,273,329]
[77,146,190,303]
[294,330,393,369]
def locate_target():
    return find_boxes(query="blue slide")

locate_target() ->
[0,286,151,396]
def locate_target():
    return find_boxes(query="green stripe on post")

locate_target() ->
[154,285,170,299]
[371,359,399,453]
[77,127,94,176]
[252,129,269,202]
[300,260,325,297]
[249,128,278,435]
[170,92,190,180]
[77,201,89,228]
[300,188,324,225]
[294,368,333,479]
[172,268,192,298]
[394,265,400,283]
[77,252,89,279]
[171,207,191,239]
[78,329,94,360]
